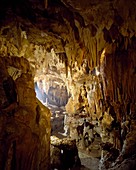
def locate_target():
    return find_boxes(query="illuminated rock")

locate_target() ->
[0,0,136,169]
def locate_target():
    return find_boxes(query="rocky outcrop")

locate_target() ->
[50,136,81,170]
[0,57,51,170]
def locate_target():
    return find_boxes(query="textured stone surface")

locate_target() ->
[50,136,81,170]
[0,57,51,170]
[0,0,136,169]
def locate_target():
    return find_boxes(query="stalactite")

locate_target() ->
[117,87,121,102]
[96,39,98,66]
[65,57,68,78]
[44,0,48,9]
[70,65,72,77]
[87,53,91,70]
[90,38,96,68]
[94,38,97,67]
[100,82,105,100]
[16,24,22,50]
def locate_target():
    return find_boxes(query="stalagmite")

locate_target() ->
[0,0,136,169]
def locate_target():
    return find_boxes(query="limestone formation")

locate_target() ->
[50,136,81,170]
[0,0,136,169]
[0,57,51,170]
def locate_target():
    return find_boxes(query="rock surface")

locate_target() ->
[50,136,81,170]
[0,57,51,170]
[0,0,136,169]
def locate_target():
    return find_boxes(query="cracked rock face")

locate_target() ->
[0,0,136,169]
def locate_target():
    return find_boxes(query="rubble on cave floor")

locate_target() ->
[50,136,81,170]
[50,136,100,170]
[49,104,101,170]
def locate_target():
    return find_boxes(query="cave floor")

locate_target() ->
[49,104,100,170]
[78,151,99,170]
[77,137,101,170]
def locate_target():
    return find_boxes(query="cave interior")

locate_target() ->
[0,0,136,170]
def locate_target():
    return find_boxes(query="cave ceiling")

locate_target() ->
[0,0,136,89]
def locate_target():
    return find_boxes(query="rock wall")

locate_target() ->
[0,57,51,170]
[0,0,136,169]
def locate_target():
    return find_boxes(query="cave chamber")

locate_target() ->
[0,0,136,170]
